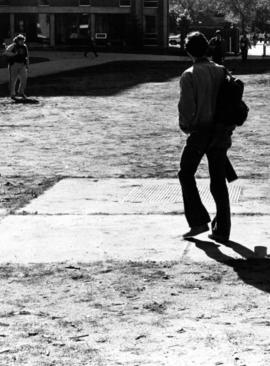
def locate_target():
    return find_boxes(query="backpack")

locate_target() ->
[214,69,249,127]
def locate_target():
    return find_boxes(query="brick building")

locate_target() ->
[0,0,169,49]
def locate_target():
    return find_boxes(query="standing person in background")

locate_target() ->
[259,32,264,43]
[4,34,29,100]
[252,33,258,47]
[84,31,98,58]
[209,30,226,65]
[240,33,251,62]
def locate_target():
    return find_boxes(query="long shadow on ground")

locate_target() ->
[0,61,189,98]
[188,238,270,293]
[1,59,270,98]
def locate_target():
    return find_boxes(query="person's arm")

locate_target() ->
[3,43,16,57]
[178,72,196,134]
[25,45,30,69]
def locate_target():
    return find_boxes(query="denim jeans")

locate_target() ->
[178,131,231,239]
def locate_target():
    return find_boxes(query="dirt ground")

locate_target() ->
[1,260,270,366]
[0,60,270,365]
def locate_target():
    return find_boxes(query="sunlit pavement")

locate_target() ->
[0,178,269,263]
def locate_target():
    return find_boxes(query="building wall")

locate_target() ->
[0,0,168,49]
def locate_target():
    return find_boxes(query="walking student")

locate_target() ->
[209,30,225,65]
[240,33,251,62]
[4,34,29,100]
[84,32,98,58]
[178,32,234,243]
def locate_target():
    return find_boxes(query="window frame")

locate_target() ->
[119,0,131,7]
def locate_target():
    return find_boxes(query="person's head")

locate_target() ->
[216,30,222,40]
[13,34,26,46]
[185,31,209,59]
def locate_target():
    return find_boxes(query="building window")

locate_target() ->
[39,0,49,5]
[144,0,158,7]
[14,14,50,45]
[80,0,90,5]
[144,15,157,34]
[119,0,131,6]
[0,14,9,40]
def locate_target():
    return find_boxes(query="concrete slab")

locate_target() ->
[17,178,270,216]
[0,178,269,264]
[0,215,269,263]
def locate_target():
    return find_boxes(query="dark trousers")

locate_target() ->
[84,41,98,57]
[241,48,248,62]
[178,132,231,238]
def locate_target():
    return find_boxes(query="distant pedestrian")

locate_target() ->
[259,33,264,43]
[84,32,98,58]
[252,33,258,47]
[178,32,234,243]
[4,34,29,100]
[209,30,226,65]
[240,33,251,62]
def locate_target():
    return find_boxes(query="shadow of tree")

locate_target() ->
[0,61,190,98]
[1,59,269,98]
[187,238,270,293]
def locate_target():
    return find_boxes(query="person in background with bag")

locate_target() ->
[178,31,235,243]
[240,33,251,62]
[4,34,29,100]
[209,30,226,65]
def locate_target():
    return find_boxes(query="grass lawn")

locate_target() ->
[0,60,269,365]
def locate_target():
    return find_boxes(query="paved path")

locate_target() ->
[1,49,268,86]
[0,178,269,263]
[1,48,270,86]
[0,52,187,85]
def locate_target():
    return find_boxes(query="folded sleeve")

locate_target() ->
[3,43,15,57]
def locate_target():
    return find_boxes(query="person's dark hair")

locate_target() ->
[185,31,209,58]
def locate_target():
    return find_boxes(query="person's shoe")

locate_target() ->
[208,233,229,244]
[183,224,209,239]
[19,93,28,100]
[11,95,16,101]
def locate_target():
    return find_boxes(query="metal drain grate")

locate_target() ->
[123,183,242,204]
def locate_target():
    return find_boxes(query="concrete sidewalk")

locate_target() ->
[0,52,187,85]
[0,178,269,263]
